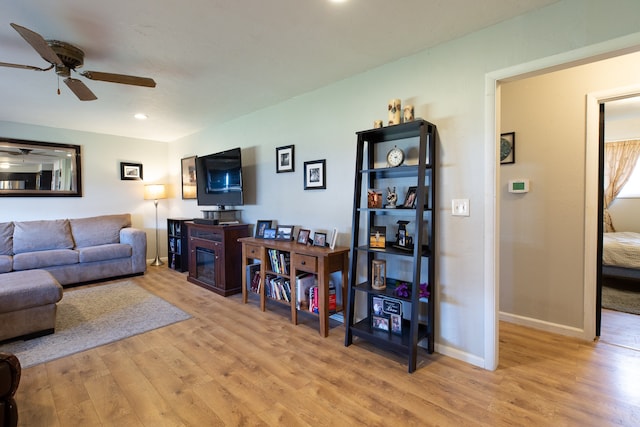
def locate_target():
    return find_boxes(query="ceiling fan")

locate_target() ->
[0,23,156,101]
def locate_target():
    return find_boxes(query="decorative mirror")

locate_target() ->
[0,137,82,197]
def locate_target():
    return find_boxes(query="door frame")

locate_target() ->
[585,86,640,339]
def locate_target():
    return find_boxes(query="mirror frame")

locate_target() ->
[0,137,82,197]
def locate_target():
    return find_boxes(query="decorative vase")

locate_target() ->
[388,99,401,125]
[371,259,386,290]
[403,105,414,122]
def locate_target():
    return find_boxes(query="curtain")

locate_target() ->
[603,139,640,232]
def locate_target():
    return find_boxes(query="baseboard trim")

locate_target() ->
[499,311,586,339]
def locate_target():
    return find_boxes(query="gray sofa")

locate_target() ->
[0,213,146,286]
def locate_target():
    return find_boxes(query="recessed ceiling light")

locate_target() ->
[329,0,348,3]
[134,113,148,120]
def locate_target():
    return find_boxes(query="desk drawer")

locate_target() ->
[245,244,261,258]
[293,254,317,273]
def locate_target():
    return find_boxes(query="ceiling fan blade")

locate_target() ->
[10,23,63,66]
[80,71,156,88]
[64,78,97,101]
[0,61,53,72]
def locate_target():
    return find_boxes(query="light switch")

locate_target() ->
[452,199,470,216]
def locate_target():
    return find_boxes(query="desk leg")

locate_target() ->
[241,245,248,304]
[318,257,328,337]
[341,252,348,315]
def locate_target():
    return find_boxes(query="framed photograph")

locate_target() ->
[382,298,402,316]
[372,296,384,316]
[372,315,389,332]
[181,156,197,199]
[297,229,311,245]
[276,225,294,240]
[329,228,338,250]
[369,226,386,249]
[120,162,143,180]
[263,228,277,239]
[276,145,295,173]
[500,132,515,165]
[313,232,327,247]
[255,220,273,238]
[402,186,417,208]
[367,188,383,208]
[304,159,326,190]
[390,313,402,335]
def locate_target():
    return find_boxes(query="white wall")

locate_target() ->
[500,52,640,329]
[0,121,168,259]
[166,0,640,366]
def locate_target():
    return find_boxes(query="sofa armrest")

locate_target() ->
[120,228,147,274]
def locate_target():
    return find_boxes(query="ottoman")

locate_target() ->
[0,270,63,342]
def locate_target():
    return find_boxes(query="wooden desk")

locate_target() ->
[239,237,349,337]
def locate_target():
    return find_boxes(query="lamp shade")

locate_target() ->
[144,184,167,200]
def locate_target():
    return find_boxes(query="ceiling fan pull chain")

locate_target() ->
[57,75,61,95]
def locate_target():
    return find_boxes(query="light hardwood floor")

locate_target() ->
[15,267,640,426]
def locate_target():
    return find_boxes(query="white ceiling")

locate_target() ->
[0,0,559,142]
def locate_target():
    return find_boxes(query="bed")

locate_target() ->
[602,231,640,280]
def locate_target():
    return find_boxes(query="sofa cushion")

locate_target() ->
[12,219,74,254]
[12,249,78,271]
[70,214,131,248]
[0,222,13,255]
[0,255,12,273]
[77,243,132,263]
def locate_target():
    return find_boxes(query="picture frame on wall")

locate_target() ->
[500,132,515,164]
[304,159,326,190]
[120,162,143,180]
[181,156,197,199]
[276,145,295,173]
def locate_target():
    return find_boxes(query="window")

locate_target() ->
[617,157,640,198]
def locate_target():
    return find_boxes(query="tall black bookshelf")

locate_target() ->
[167,218,192,272]
[344,119,436,373]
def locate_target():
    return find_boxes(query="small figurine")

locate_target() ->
[386,186,397,208]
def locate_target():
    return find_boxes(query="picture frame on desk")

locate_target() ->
[313,232,327,247]
[276,225,294,240]
[369,226,386,249]
[297,228,311,245]
[263,228,277,239]
[255,220,274,238]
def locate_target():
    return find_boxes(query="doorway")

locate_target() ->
[598,96,640,350]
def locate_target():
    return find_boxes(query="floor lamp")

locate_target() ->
[144,184,167,266]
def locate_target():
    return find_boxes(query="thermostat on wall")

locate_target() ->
[508,179,529,193]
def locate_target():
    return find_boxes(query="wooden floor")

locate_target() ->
[14,266,640,426]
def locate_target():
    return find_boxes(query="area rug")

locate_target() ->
[602,278,640,315]
[0,281,191,368]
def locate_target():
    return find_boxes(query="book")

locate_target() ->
[328,281,337,314]
[296,274,316,311]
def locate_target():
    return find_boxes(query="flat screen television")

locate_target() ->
[196,147,243,208]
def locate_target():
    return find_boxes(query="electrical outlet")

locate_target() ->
[452,199,470,216]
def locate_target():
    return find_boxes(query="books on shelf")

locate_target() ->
[246,263,261,294]
[267,249,290,274]
[265,274,291,302]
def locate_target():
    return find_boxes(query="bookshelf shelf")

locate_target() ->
[167,218,193,272]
